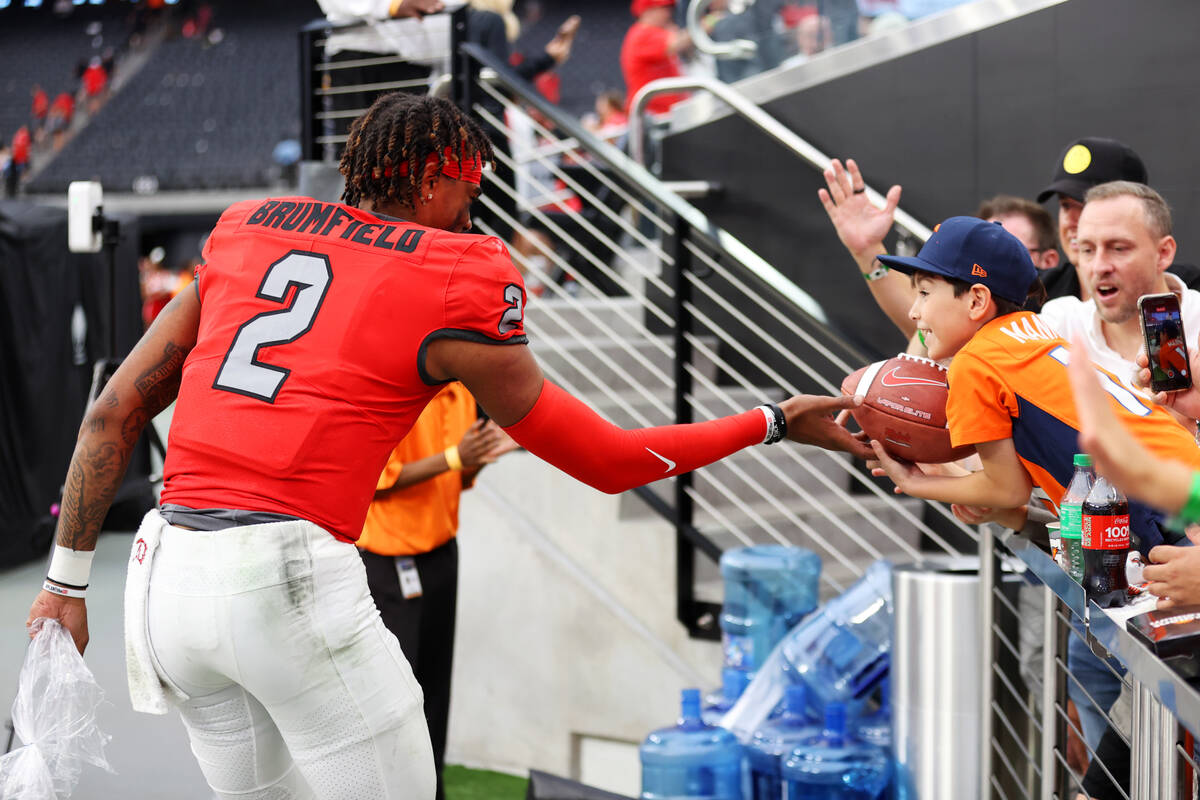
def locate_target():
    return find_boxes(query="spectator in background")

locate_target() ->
[621,0,691,116]
[780,5,833,68]
[7,127,30,196]
[1036,137,1200,302]
[467,2,580,245]
[816,0,858,46]
[0,141,13,198]
[1068,335,1200,609]
[82,57,109,115]
[30,85,49,139]
[587,89,629,147]
[705,0,790,82]
[976,195,1060,273]
[47,92,74,151]
[315,0,451,149]
[358,383,517,800]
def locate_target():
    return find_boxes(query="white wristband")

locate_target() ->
[758,405,775,442]
[47,546,95,589]
[43,579,86,599]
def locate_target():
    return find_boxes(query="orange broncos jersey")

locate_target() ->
[160,197,527,541]
[946,312,1200,548]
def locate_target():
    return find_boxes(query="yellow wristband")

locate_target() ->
[444,445,463,472]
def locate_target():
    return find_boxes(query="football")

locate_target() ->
[840,354,975,464]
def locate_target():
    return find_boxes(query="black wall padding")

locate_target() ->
[0,201,149,567]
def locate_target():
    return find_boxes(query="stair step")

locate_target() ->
[529,334,720,394]
[525,296,655,340]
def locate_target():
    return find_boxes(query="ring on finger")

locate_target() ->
[853,186,866,194]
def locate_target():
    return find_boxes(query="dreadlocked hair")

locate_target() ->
[339,92,495,208]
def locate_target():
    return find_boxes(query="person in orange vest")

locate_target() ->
[357,382,517,800]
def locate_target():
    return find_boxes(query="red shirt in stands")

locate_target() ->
[11,127,30,165]
[620,22,688,115]
[159,198,527,542]
[82,63,107,97]
[31,88,48,121]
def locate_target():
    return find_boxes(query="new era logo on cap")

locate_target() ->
[972,264,988,277]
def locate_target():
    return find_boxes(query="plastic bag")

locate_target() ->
[0,619,112,799]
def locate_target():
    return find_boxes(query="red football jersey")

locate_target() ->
[160,197,527,541]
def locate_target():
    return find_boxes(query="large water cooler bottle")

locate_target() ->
[720,546,821,682]
[641,689,744,800]
[746,684,819,800]
[854,679,893,799]
[724,561,893,741]
[703,668,751,726]
[892,559,984,799]
[781,703,890,799]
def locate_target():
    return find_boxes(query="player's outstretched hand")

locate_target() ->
[816,158,900,260]
[1134,346,1200,419]
[1145,528,1200,609]
[781,394,874,459]
[1068,333,1191,513]
[27,590,88,654]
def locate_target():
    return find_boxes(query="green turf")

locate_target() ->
[444,765,529,800]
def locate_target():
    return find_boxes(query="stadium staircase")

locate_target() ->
[440,35,980,626]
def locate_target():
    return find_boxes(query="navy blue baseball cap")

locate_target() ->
[876,216,1038,305]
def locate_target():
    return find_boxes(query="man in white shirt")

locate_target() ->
[1038,181,1200,389]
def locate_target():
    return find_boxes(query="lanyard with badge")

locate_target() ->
[395,557,422,598]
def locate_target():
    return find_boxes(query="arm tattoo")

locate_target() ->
[134,341,186,416]
[57,440,127,551]
[57,337,189,552]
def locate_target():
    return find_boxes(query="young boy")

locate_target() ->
[868,216,1200,552]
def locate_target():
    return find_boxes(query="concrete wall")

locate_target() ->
[446,451,723,795]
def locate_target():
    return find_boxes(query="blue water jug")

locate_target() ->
[778,561,892,717]
[747,684,820,800]
[722,561,893,742]
[720,546,821,679]
[781,703,890,799]
[853,678,891,749]
[641,689,744,800]
[703,668,750,726]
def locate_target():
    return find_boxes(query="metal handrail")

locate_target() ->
[685,0,758,60]
[629,75,933,244]
[459,41,833,327]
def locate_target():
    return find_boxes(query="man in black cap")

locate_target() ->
[1035,136,1200,302]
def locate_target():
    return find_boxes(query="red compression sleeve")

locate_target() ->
[502,381,767,494]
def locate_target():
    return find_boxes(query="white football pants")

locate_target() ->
[145,519,435,800]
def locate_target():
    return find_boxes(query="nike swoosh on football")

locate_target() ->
[879,367,946,388]
[645,447,676,473]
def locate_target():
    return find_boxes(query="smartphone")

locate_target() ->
[1138,292,1192,393]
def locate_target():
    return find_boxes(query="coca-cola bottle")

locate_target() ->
[1081,475,1130,608]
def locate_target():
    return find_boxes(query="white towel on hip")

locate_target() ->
[124,509,186,714]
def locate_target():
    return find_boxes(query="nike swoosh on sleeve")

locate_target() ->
[645,447,676,473]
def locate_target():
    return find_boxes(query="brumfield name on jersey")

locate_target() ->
[246,199,425,253]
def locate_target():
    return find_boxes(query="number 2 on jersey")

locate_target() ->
[213,250,332,402]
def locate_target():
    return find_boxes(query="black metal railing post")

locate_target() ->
[450,6,472,111]
[299,23,320,162]
[671,216,721,640]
